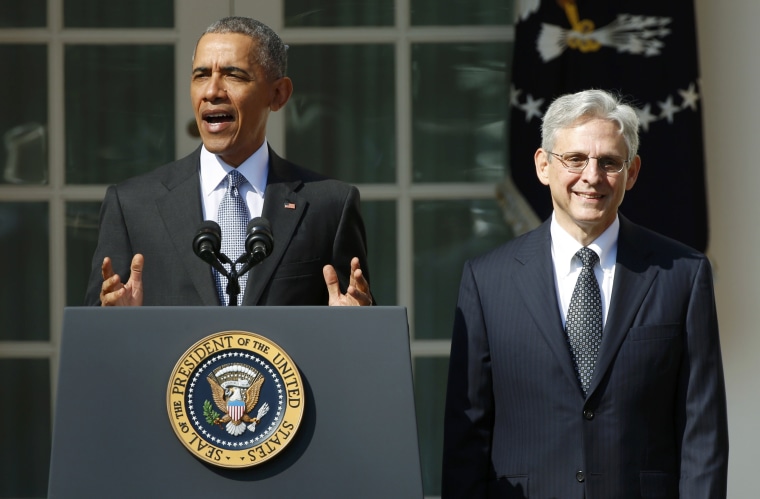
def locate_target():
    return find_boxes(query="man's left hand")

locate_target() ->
[323,257,373,306]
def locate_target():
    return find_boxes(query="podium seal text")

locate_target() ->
[166,330,304,468]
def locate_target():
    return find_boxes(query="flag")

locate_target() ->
[509,0,708,252]
[228,400,245,422]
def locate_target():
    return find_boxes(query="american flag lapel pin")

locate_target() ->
[284,202,296,209]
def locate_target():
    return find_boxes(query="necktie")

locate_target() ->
[565,247,602,394]
[215,170,250,305]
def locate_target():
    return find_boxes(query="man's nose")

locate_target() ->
[204,75,227,100]
[580,158,606,180]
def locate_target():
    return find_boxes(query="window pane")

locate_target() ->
[0,359,51,497]
[0,202,49,341]
[411,0,512,26]
[64,0,174,28]
[285,44,396,184]
[66,202,101,306]
[0,1,47,27]
[414,356,448,496]
[414,199,512,339]
[285,0,394,27]
[0,45,48,185]
[65,45,175,185]
[412,42,512,182]
[361,200,396,305]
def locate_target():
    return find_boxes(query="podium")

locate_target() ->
[48,306,423,498]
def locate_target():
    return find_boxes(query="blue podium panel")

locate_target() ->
[49,306,422,499]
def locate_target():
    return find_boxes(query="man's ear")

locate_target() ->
[625,154,642,191]
[535,148,551,186]
[270,77,293,112]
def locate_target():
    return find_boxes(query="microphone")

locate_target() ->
[192,221,224,268]
[245,217,274,263]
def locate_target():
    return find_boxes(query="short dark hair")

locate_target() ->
[196,16,288,81]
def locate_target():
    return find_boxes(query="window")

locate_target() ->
[0,2,174,496]
[279,1,515,495]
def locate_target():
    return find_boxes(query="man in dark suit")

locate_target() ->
[442,89,728,497]
[85,16,372,307]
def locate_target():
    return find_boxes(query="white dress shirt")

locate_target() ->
[550,214,619,328]
[198,141,269,221]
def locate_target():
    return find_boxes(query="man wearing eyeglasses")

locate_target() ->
[442,89,728,498]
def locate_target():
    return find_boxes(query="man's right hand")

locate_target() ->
[100,254,144,306]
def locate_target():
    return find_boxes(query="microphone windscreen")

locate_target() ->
[245,217,273,257]
[192,220,222,256]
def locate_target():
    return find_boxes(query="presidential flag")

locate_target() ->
[509,0,708,252]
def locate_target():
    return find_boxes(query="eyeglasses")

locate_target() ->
[547,151,629,174]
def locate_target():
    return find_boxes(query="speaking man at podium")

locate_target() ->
[84,16,372,308]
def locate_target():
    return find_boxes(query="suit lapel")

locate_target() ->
[155,148,220,306]
[511,216,659,398]
[587,216,658,396]
[513,221,582,390]
[243,149,307,305]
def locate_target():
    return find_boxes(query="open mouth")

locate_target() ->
[204,113,233,124]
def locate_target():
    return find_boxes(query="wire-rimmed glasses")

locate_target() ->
[547,151,629,174]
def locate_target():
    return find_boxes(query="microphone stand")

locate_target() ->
[219,252,263,306]
[192,219,273,307]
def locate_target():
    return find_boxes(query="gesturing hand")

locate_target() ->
[323,257,372,306]
[100,254,144,306]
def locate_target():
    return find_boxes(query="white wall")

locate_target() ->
[695,0,760,495]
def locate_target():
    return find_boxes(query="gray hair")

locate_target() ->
[197,16,288,81]
[541,89,640,162]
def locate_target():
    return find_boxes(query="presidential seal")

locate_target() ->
[167,330,304,468]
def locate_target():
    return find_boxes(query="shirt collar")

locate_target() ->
[550,214,619,276]
[200,141,269,195]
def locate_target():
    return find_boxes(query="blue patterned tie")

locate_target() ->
[215,170,250,305]
[566,247,603,394]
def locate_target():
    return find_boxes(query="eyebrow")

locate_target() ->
[192,66,252,77]
[564,151,625,158]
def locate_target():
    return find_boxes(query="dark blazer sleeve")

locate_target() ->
[677,255,729,496]
[442,259,494,497]
[331,184,370,290]
[614,217,728,496]
[84,184,133,306]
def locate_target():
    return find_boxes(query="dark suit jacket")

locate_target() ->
[84,146,370,306]
[442,215,728,498]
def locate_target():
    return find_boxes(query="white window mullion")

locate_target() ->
[175,0,231,158]
[396,0,415,336]
[48,0,66,415]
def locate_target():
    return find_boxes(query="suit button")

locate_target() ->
[583,409,594,420]
[576,470,585,482]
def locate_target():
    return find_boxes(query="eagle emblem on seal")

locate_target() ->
[206,363,270,436]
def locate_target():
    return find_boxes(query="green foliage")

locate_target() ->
[203,400,221,425]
